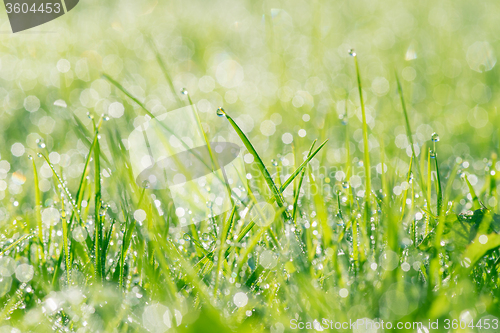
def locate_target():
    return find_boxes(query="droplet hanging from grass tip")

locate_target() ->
[181,88,188,95]
[348,49,356,57]
[431,132,439,142]
[430,150,436,158]
[216,107,226,117]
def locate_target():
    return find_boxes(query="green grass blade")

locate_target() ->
[220,108,290,220]
[0,233,33,256]
[94,130,103,282]
[280,139,328,193]
[292,141,317,224]
[61,196,71,285]
[213,206,237,296]
[352,53,371,204]
[31,158,45,265]
[147,38,183,106]
[103,73,154,118]
[463,174,481,210]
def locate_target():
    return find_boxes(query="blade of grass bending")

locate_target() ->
[220,108,290,220]
[292,141,317,225]
[280,139,328,193]
[31,158,45,265]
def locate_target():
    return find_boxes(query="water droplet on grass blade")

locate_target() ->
[348,49,356,57]
[271,159,278,166]
[183,233,191,242]
[28,155,33,160]
[181,88,188,95]
[102,114,110,121]
[36,139,46,149]
[430,150,436,158]
[216,107,226,117]
[342,181,349,189]
[431,132,439,142]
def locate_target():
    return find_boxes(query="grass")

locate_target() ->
[1,0,500,332]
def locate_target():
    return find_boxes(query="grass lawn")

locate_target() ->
[0,0,500,332]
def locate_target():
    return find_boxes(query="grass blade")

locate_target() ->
[219,108,290,220]
[31,157,45,265]
[280,139,328,193]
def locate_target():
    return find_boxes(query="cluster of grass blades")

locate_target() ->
[0,49,499,333]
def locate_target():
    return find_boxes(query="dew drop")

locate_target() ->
[37,153,43,158]
[181,88,188,95]
[348,49,356,57]
[216,107,226,117]
[36,139,46,149]
[431,132,440,142]
[342,181,349,189]
[271,159,278,166]
[201,233,210,242]
[102,114,110,121]
[183,233,191,242]
[28,155,33,160]
[430,150,436,158]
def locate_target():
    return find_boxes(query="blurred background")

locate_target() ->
[0,0,500,216]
